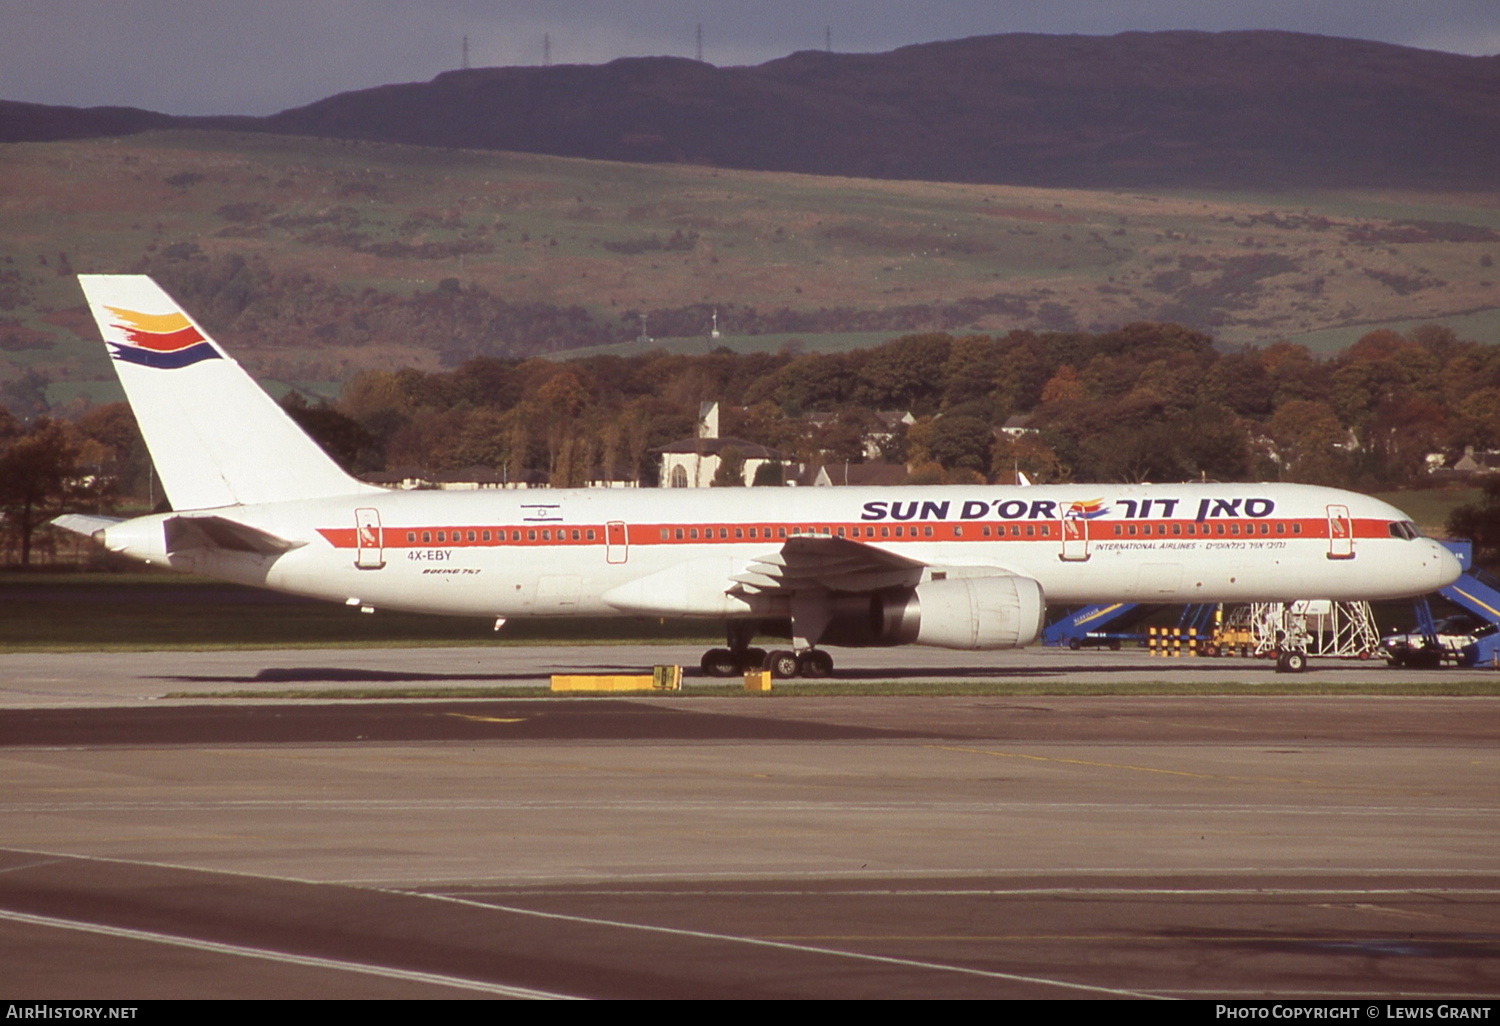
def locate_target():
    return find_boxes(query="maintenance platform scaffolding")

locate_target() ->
[1044,539,1500,668]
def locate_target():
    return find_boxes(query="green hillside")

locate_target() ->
[2,130,1498,408]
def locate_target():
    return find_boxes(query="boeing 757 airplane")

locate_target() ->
[55,275,1461,675]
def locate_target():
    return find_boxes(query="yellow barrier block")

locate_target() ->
[549,666,682,693]
[550,674,655,692]
[743,670,773,692]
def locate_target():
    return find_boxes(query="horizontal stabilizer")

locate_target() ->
[164,515,304,556]
[51,514,124,541]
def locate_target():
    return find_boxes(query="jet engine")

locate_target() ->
[818,574,1045,650]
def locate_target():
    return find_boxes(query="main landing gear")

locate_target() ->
[700,647,834,679]
[700,623,834,679]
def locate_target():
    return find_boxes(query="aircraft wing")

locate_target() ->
[730,534,927,595]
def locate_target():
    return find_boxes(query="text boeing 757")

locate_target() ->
[55,275,1461,676]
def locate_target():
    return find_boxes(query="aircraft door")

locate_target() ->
[355,507,385,569]
[1326,504,1354,560]
[1060,513,1089,561]
[606,520,629,564]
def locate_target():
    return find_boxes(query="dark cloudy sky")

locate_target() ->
[3,0,1497,116]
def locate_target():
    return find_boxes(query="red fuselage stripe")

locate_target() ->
[315,517,1394,549]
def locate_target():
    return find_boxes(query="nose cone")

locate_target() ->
[1434,543,1463,589]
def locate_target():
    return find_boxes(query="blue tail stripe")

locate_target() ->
[109,342,221,369]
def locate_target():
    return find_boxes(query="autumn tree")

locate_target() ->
[711,445,746,487]
[1449,480,1500,568]
[0,418,108,565]
[991,432,1070,484]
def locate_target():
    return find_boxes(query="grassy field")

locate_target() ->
[555,330,902,360]
[7,569,1497,698]
[3,130,1498,398]
[1371,488,1479,537]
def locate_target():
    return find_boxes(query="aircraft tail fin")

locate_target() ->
[77,275,363,510]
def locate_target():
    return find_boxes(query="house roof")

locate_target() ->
[798,462,910,486]
[652,436,785,459]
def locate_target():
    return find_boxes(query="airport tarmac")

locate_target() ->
[1,645,1497,999]
[2,642,1497,707]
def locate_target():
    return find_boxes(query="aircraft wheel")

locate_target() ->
[741,647,767,672]
[1109,640,1122,651]
[701,648,741,678]
[764,650,799,679]
[799,650,834,678]
[1067,639,1082,651]
[1275,650,1307,673]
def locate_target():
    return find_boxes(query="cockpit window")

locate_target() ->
[1387,521,1422,540]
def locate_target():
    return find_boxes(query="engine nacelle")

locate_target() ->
[818,575,1045,650]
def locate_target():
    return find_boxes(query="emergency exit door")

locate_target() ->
[1060,514,1090,561]
[606,520,629,564]
[355,507,385,569]
[1326,504,1354,560]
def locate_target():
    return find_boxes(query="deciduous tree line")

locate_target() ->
[5,320,1500,563]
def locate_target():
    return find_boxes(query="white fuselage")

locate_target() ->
[103,482,1460,631]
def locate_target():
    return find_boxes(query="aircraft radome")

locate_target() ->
[54,275,1462,676]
